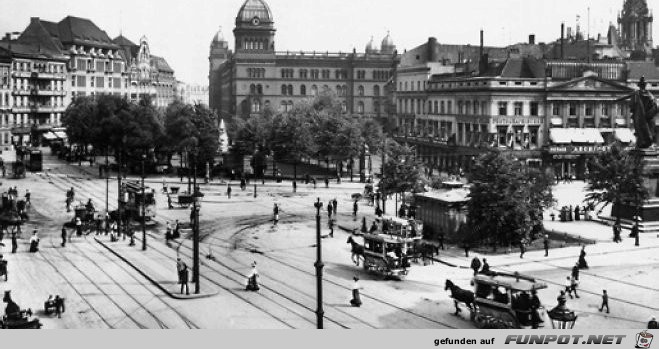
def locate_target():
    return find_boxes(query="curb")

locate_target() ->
[93,237,217,300]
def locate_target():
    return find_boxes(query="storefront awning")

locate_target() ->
[614,128,636,143]
[615,118,627,126]
[550,128,605,144]
[54,131,67,139]
[549,128,573,144]
[42,132,57,141]
[550,117,563,126]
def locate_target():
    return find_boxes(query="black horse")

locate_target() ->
[445,279,475,317]
[347,236,364,266]
[413,241,439,264]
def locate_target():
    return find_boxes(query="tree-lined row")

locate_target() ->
[62,96,220,171]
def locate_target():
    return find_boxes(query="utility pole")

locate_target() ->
[105,147,109,234]
[313,198,324,329]
[117,145,122,239]
[381,138,386,215]
[141,152,147,251]
[193,150,200,294]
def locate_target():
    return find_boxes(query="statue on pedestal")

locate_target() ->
[621,77,659,149]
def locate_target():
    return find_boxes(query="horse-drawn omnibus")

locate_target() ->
[445,272,548,329]
[361,233,413,279]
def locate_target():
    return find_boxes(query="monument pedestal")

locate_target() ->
[609,148,659,233]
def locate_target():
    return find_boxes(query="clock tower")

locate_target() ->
[234,0,276,54]
[618,0,653,55]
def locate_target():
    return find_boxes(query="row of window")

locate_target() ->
[247,68,265,78]
[72,76,125,89]
[280,68,351,80]
[73,58,123,73]
[13,61,65,74]
[248,98,381,115]
[252,83,382,98]
[10,96,65,108]
[12,79,64,91]
[399,80,428,92]
[242,38,270,51]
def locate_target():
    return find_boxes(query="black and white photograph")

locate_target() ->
[0,0,658,333]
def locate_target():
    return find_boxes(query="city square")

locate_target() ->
[0,0,658,330]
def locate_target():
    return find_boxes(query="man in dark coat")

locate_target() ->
[574,205,580,221]
[613,220,622,243]
[571,263,580,281]
[481,258,491,275]
[353,201,358,217]
[332,198,338,214]
[543,234,550,257]
[61,228,67,247]
[11,232,17,254]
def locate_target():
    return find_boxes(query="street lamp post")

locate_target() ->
[313,198,324,329]
[193,151,200,294]
[105,147,109,234]
[141,152,147,251]
[547,295,578,329]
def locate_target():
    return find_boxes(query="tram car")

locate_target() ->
[121,181,156,223]
[362,233,414,279]
[375,215,423,238]
[471,272,548,329]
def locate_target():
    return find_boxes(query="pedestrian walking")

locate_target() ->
[470,257,481,276]
[350,276,362,307]
[570,276,580,298]
[24,189,30,207]
[0,254,7,281]
[312,178,317,189]
[61,228,67,247]
[519,239,526,259]
[292,180,297,193]
[564,276,574,298]
[613,220,622,243]
[54,295,65,318]
[167,194,173,209]
[568,205,573,221]
[177,258,189,295]
[463,240,470,258]
[11,232,17,254]
[75,217,82,237]
[375,206,382,217]
[438,232,445,250]
[327,202,333,219]
[574,205,580,221]
[29,230,39,253]
[543,234,550,257]
[571,263,580,281]
[598,290,609,313]
[273,204,280,225]
[352,201,358,217]
[324,177,329,188]
[332,198,338,215]
[361,217,368,234]
[227,184,232,199]
[328,217,335,238]
[578,246,589,269]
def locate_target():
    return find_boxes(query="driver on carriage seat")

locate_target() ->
[3,291,22,321]
[492,287,509,304]
[86,199,95,212]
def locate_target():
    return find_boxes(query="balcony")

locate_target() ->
[12,104,66,113]
[12,71,32,78]
[35,72,67,80]
[34,88,67,96]
[12,106,31,113]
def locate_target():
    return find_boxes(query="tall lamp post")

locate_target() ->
[313,198,324,329]
[105,146,109,234]
[141,152,147,251]
[192,149,200,294]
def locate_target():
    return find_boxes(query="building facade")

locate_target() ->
[618,0,653,55]
[0,20,70,146]
[209,0,399,121]
[176,82,209,106]
[114,35,177,108]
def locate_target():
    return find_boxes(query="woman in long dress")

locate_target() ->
[246,261,259,291]
[578,246,589,269]
[350,276,362,307]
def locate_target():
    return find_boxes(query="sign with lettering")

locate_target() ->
[548,145,611,154]
[493,117,542,125]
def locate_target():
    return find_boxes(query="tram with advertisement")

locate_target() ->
[120,181,156,223]
[361,216,423,279]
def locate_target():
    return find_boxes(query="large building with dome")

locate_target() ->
[208,0,399,121]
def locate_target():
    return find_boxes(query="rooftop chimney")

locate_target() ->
[561,23,565,59]
[528,34,535,45]
[427,37,438,62]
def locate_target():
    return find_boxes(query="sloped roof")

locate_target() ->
[113,35,139,63]
[113,35,136,47]
[500,57,546,78]
[151,55,173,73]
[56,16,118,50]
[16,18,66,57]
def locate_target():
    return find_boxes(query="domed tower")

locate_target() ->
[365,36,377,54]
[618,0,653,54]
[381,31,396,54]
[209,27,229,72]
[233,0,276,53]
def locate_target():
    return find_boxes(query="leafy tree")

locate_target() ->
[62,96,99,149]
[164,101,219,170]
[229,106,275,156]
[585,142,649,220]
[271,106,317,180]
[467,152,554,248]
[378,141,426,213]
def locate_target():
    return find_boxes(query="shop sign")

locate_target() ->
[548,145,611,154]
[493,117,542,125]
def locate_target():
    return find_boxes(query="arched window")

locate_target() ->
[281,85,287,95]
[434,101,438,114]
[250,84,256,94]
[311,85,318,96]
[280,101,287,112]
[358,85,364,97]
[357,101,365,114]
[287,85,293,95]
[336,85,342,96]
[374,85,380,97]
[251,100,261,113]
[300,85,306,95]
[257,84,263,95]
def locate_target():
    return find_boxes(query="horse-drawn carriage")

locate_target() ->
[1,291,41,329]
[361,233,416,279]
[119,181,156,223]
[64,204,102,234]
[445,272,548,329]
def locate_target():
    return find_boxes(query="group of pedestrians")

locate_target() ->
[552,204,594,222]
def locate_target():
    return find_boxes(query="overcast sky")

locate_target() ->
[0,0,651,84]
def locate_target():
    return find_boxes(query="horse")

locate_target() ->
[346,236,364,266]
[445,279,475,317]
[413,240,439,265]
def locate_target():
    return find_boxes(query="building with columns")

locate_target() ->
[208,0,399,122]
[618,0,653,55]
